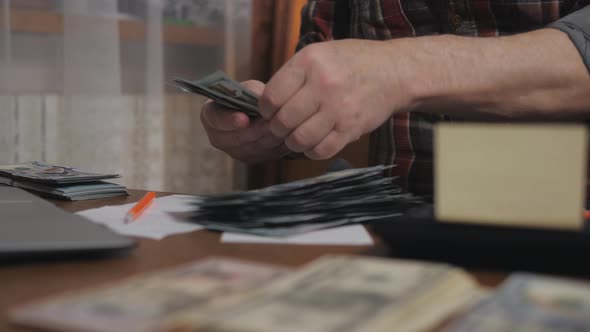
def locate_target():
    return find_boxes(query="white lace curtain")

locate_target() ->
[0,0,252,194]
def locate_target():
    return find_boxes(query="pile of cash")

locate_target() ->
[0,161,127,200]
[11,255,480,332]
[172,71,261,118]
[443,273,590,331]
[11,258,290,332]
[191,165,423,237]
[14,254,590,332]
[195,256,480,332]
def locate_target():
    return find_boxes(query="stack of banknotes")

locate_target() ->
[10,255,480,332]
[0,161,127,200]
[11,255,590,332]
[172,71,261,118]
[442,273,590,331]
[190,165,424,237]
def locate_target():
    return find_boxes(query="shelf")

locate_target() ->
[0,8,224,47]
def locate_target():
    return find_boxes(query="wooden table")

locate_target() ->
[0,190,508,332]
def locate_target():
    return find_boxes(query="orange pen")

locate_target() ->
[125,191,156,223]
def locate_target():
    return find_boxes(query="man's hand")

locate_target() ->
[259,39,413,160]
[200,80,291,164]
[258,29,590,162]
[204,28,590,163]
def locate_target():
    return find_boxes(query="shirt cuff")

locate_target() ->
[549,5,590,72]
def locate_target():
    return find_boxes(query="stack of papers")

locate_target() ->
[221,225,373,245]
[0,161,127,200]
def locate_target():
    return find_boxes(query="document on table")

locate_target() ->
[77,195,202,240]
[221,224,374,245]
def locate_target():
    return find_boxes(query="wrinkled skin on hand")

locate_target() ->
[259,39,412,160]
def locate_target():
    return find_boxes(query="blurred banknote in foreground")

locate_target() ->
[196,255,480,332]
[13,255,481,332]
[444,273,590,332]
[11,257,289,332]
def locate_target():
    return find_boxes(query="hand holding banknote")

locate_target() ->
[199,79,291,163]
[187,41,412,162]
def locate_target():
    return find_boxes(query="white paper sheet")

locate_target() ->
[221,225,373,245]
[77,195,202,240]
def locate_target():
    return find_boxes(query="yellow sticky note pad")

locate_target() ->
[435,123,588,231]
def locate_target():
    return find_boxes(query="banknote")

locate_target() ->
[0,161,120,184]
[197,255,480,332]
[11,257,290,332]
[0,176,128,200]
[194,71,258,106]
[172,71,260,118]
[190,165,423,237]
[196,213,406,237]
[443,273,590,332]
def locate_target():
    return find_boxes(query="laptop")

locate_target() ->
[0,186,135,260]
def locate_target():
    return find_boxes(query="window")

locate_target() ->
[0,0,252,194]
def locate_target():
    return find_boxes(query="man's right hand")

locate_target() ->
[200,80,291,164]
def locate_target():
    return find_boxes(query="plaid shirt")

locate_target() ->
[297,0,589,197]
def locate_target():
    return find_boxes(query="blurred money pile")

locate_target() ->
[11,255,479,332]
[443,273,590,332]
[11,257,289,332]
[191,165,423,237]
[14,254,590,332]
[172,71,261,118]
[196,256,480,332]
[0,161,127,200]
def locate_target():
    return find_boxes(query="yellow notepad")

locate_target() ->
[435,123,588,231]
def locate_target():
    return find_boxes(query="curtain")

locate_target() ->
[0,0,252,195]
